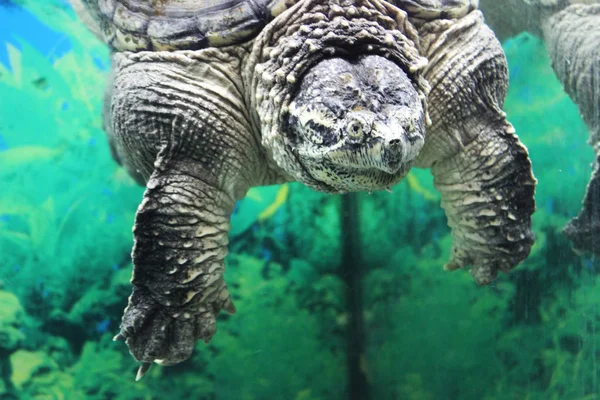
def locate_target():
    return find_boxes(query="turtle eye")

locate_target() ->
[346,120,364,139]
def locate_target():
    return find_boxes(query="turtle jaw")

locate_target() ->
[296,149,415,193]
[294,122,424,192]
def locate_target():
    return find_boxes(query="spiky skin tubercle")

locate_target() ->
[72,0,536,370]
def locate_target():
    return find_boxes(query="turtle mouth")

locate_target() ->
[320,136,416,174]
[342,161,410,176]
[323,153,408,175]
[379,158,404,174]
[320,158,412,192]
[293,138,416,192]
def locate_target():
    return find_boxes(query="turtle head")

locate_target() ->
[286,55,425,192]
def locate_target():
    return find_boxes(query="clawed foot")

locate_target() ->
[114,287,235,379]
[445,242,532,285]
[445,256,508,285]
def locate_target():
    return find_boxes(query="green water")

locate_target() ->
[0,1,597,399]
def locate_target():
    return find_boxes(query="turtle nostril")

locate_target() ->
[386,139,404,160]
[389,139,401,148]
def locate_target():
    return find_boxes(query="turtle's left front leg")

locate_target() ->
[117,156,238,370]
[430,121,537,284]
[416,11,537,284]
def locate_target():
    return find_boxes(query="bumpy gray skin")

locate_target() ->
[74,0,536,372]
[480,0,600,255]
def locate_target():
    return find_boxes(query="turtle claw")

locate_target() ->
[223,296,237,315]
[135,362,152,381]
[115,287,220,366]
[113,333,126,342]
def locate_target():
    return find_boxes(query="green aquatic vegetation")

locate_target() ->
[7,252,344,400]
[0,146,65,169]
[0,289,25,397]
[0,13,142,320]
[71,339,151,400]
[540,278,600,399]
[360,169,447,269]
[66,266,130,324]
[487,271,600,400]
[365,236,514,400]
[397,374,434,400]
[282,184,342,274]
[199,254,346,400]
[10,349,55,390]
[12,337,147,399]
[0,290,25,353]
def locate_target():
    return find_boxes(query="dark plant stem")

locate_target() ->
[341,193,369,400]
[0,350,17,399]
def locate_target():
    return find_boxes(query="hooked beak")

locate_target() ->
[373,121,421,174]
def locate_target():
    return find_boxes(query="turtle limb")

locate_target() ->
[544,4,600,254]
[431,121,536,284]
[416,11,536,284]
[107,49,261,367]
[119,155,236,366]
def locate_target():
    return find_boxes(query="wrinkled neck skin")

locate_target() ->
[244,0,430,193]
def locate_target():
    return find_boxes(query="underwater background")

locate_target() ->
[0,0,597,399]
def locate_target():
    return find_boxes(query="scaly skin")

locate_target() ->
[480,0,600,255]
[76,0,536,371]
[415,11,536,284]
[108,47,268,367]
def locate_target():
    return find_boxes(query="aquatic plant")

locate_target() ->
[0,2,142,322]
[281,185,342,274]
[360,169,447,269]
[364,236,514,400]
[196,254,346,400]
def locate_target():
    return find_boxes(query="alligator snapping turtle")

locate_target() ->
[479,0,600,254]
[71,0,536,376]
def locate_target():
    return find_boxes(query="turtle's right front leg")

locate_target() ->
[106,50,263,373]
[117,156,237,369]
